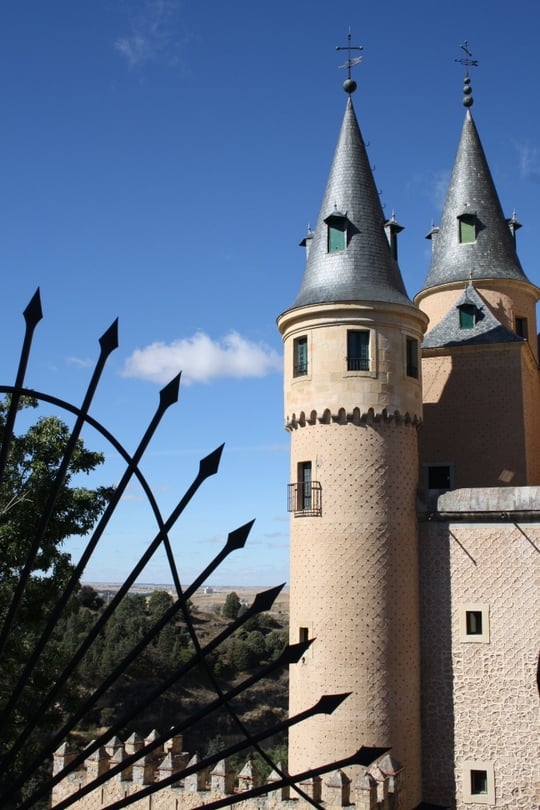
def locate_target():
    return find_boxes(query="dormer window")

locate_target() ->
[458,213,477,244]
[324,209,348,253]
[459,303,478,329]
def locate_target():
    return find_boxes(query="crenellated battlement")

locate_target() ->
[285,406,422,431]
[51,735,404,810]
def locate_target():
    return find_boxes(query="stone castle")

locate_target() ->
[51,51,538,810]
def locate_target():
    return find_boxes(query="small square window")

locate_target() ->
[466,611,483,635]
[462,761,494,804]
[426,464,452,490]
[299,627,309,644]
[470,770,488,795]
[460,604,490,643]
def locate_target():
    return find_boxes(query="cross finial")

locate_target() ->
[455,41,479,74]
[455,41,479,107]
[336,27,363,94]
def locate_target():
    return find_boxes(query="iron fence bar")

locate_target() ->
[174,579,332,810]
[0,386,168,532]
[6,520,254,778]
[50,687,346,810]
[0,320,118,671]
[0,371,179,741]
[34,640,319,810]
[169,540,307,809]
[0,289,43,489]
[4,584,285,806]
[16,441,223,724]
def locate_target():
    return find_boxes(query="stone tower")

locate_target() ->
[277,71,428,808]
[415,73,540,488]
[415,70,540,809]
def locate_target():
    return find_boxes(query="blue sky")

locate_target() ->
[0,1,538,587]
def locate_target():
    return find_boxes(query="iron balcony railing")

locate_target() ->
[346,356,369,371]
[287,481,322,517]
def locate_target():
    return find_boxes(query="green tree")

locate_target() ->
[0,399,112,807]
[222,591,241,619]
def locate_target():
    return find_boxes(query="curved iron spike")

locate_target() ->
[0,315,123,714]
[313,692,352,715]
[248,583,285,614]
[223,519,255,553]
[0,374,184,749]
[47,684,346,810]
[199,443,224,478]
[159,373,181,409]
[26,628,304,809]
[353,746,391,767]
[99,319,119,355]
[279,638,312,666]
[8,575,286,799]
[23,287,43,327]
[184,520,255,599]
[0,289,43,487]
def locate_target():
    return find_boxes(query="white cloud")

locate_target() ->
[66,356,94,369]
[114,0,184,68]
[122,330,282,385]
[432,169,451,210]
[516,142,540,184]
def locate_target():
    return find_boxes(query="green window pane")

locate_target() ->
[459,304,476,329]
[459,216,476,243]
[328,223,346,252]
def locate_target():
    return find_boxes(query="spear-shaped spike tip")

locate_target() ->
[224,520,255,553]
[199,443,224,479]
[277,638,313,666]
[312,692,352,715]
[23,288,43,327]
[353,746,391,767]
[99,319,119,355]
[159,374,181,409]
[250,583,285,614]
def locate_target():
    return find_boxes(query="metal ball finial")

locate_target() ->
[343,78,357,94]
[455,41,478,108]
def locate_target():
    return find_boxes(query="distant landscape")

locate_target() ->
[83,583,290,622]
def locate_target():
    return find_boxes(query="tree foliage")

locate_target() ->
[0,399,112,805]
[222,591,241,619]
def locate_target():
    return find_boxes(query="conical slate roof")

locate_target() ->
[419,109,529,293]
[287,96,413,311]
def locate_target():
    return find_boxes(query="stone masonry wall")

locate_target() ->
[51,739,404,810]
[419,491,539,808]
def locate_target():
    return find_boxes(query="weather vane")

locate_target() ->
[455,41,478,108]
[336,27,363,94]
